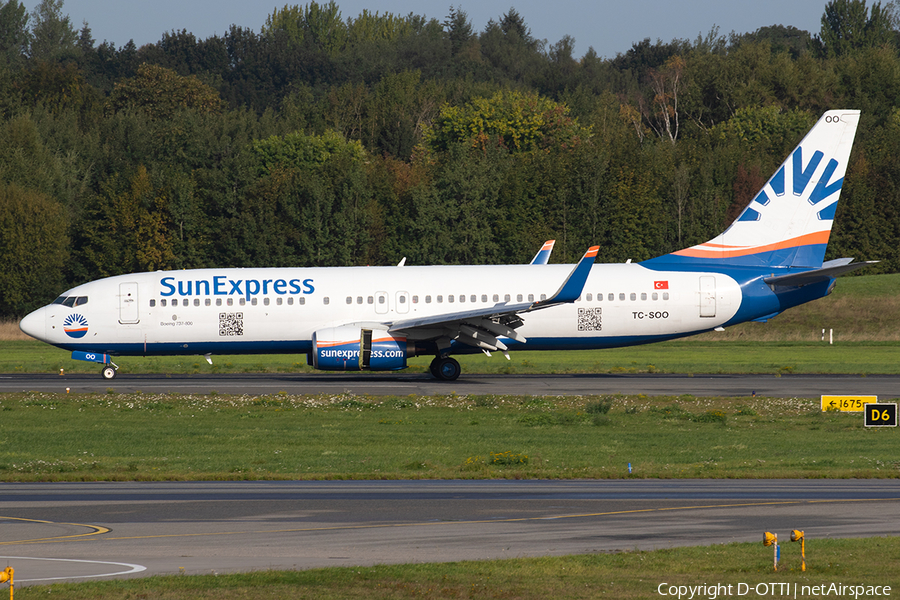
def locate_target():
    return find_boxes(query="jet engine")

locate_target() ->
[311,326,412,371]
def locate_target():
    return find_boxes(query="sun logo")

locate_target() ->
[63,314,89,338]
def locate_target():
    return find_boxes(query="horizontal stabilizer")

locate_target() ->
[764,259,878,287]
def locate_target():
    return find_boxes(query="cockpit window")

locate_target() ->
[52,296,89,307]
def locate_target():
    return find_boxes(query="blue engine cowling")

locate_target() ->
[311,326,410,371]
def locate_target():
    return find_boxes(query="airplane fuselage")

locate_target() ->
[22,262,824,359]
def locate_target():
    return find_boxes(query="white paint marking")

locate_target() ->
[0,556,146,582]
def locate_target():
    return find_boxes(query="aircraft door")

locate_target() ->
[375,291,389,314]
[396,291,409,314]
[699,276,716,318]
[119,282,140,324]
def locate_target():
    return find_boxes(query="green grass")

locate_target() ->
[1,392,897,481]
[14,537,900,599]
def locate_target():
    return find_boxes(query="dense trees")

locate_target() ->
[2,0,900,317]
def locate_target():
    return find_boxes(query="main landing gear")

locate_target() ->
[429,356,461,381]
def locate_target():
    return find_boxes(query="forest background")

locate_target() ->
[1,0,899,318]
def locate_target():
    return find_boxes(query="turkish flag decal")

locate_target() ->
[654,281,669,290]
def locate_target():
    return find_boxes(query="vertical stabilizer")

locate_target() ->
[647,110,860,269]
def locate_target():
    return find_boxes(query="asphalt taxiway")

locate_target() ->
[2,480,899,584]
[1,373,898,397]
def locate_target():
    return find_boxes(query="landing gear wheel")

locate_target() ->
[429,357,441,378]
[101,365,117,380]
[434,357,461,381]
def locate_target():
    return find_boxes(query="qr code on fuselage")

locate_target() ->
[219,312,244,336]
[577,307,602,331]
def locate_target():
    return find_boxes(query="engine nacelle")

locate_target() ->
[311,326,410,371]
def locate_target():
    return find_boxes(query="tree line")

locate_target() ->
[1,0,899,316]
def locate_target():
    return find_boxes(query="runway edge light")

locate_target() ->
[763,532,778,571]
[790,530,806,572]
[0,566,14,599]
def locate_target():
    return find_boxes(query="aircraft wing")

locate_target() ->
[382,246,599,355]
[529,240,555,265]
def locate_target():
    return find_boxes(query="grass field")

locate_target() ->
[1,392,897,481]
[13,537,900,599]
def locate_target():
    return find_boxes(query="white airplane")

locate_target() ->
[20,110,874,381]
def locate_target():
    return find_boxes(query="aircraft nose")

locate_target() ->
[19,307,46,340]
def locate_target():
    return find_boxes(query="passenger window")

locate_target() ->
[472,295,478,302]
[378,296,385,304]
[324,297,330,305]
[194,298,200,307]
[287,297,293,305]
[299,297,305,305]
[425,295,432,303]
[263,298,269,306]
[586,293,592,301]
[608,293,614,301]
[227,298,233,306]
[161,299,167,307]
[540,294,547,301]
[399,295,406,304]
[517,294,523,302]
[216,298,222,306]
[346,297,353,305]
[449,295,454,303]
[357,296,363,304]
[437,295,443,303]
[205,298,211,306]
[597,293,602,301]
[630,293,636,301]
[528,294,534,302]
[150,299,156,307]
[641,293,647,301]
[459,295,465,303]
[619,293,625,301]
[367,296,374,304]
[504,294,510,302]
[663,292,669,301]
[412,295,418,303]
[492,294,498,302]
[276,298,282,305]
[652,292,658,301]
[240,298,247,306]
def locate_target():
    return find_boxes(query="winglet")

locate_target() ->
[530,240,556,265]
[529,246,598,310]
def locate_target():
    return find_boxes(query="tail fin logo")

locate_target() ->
[743,146,843,224]
[648,110,860,268]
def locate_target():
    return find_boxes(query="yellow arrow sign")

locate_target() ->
[821,395,877,412]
